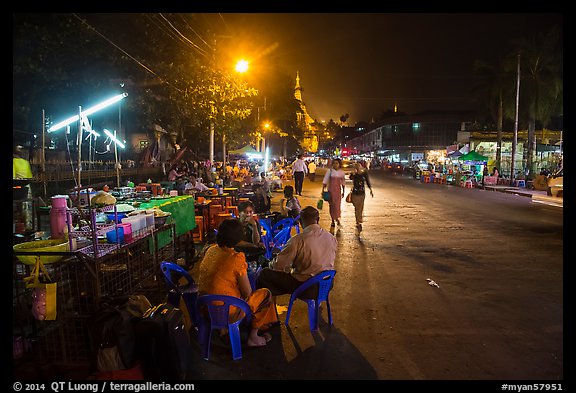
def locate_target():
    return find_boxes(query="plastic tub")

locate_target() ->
[13,239,70,265]
[106,226,124,244]
[69,189,96,207]
[117,222,132,243]
[143,213,155,229]
[122,215,146,234]
[107,212,128,223]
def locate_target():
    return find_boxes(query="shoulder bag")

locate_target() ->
[322,169,332,201]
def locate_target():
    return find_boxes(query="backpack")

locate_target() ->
[90,295,152,371]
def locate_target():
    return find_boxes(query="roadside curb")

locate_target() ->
[457,184,562,208]
[531,194,563,207]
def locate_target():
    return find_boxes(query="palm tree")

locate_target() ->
[473,57,516,170]
[513,26,563,178]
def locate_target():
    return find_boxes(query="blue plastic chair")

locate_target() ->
[196,294,253,361]
[160,261,199,327]
[248,265,263,291]
[259,214,300,259]
[261,226,291,260]
[272,216,300,235]
[285,270,336,331]
[258,216,274,238]
[272,226,293,250]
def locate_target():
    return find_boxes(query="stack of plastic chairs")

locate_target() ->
[259,215,300,260]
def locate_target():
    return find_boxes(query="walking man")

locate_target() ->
[291,154,308,196]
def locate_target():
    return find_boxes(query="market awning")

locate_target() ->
[448,150,463,158]
[457,150,488,164]
[229,145,261,156]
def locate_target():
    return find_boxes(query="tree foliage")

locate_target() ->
[13,13,300,160]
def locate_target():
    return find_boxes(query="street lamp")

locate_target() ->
[235,59,249,73]
[261,122,270,153]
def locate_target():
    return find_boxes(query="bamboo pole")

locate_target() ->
[76,106,82,207]
[114,130,120,188]
[42,109,47,199]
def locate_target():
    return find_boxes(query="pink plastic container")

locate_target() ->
[51,195,69,209]
[117,222,132,243]
[50,197,68,239]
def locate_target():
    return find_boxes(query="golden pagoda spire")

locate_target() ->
[295,71,302,102]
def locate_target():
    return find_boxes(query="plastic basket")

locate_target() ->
[13,239,70,265]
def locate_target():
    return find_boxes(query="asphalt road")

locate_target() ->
[186,168,564,384]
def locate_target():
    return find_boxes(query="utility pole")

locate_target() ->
[209,35,216,166]
[42,109,47,199]
[77,106,82,193]
[117,87,122,188]
[510,51,520,182]
[208,33,233,165]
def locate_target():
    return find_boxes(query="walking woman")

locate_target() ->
[349,161,373,235]
[322,158,346,228]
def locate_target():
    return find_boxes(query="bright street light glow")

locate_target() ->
[48,92,128,132]
[103,129,125,149]
[81,113,100,138]
[246,152,263,159]
[235,59,249,73]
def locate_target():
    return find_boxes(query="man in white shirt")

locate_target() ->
[291,154,308,196]
[307,160,317,182]
[256,206,337,298]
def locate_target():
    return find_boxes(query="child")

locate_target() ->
[280,185,301,219]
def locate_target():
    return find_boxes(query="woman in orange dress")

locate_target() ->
[198,218,278,347]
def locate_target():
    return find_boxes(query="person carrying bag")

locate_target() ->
[322,159,346,228]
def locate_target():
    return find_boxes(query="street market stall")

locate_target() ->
[457,150,488,187]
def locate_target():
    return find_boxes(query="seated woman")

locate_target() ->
[198,218,278,346]
[235,200,266,262]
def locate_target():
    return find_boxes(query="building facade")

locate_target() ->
[345,112,474,163]
[343,112,563,175]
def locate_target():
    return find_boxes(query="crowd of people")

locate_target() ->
[162,158,305,199]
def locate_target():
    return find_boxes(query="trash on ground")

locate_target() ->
[276,304,288,314]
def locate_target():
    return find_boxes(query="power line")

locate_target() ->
[154,13,210,60]
[178,14,212,50]
[72,13,184,94]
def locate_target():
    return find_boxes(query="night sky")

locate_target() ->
[208,13,563,124]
